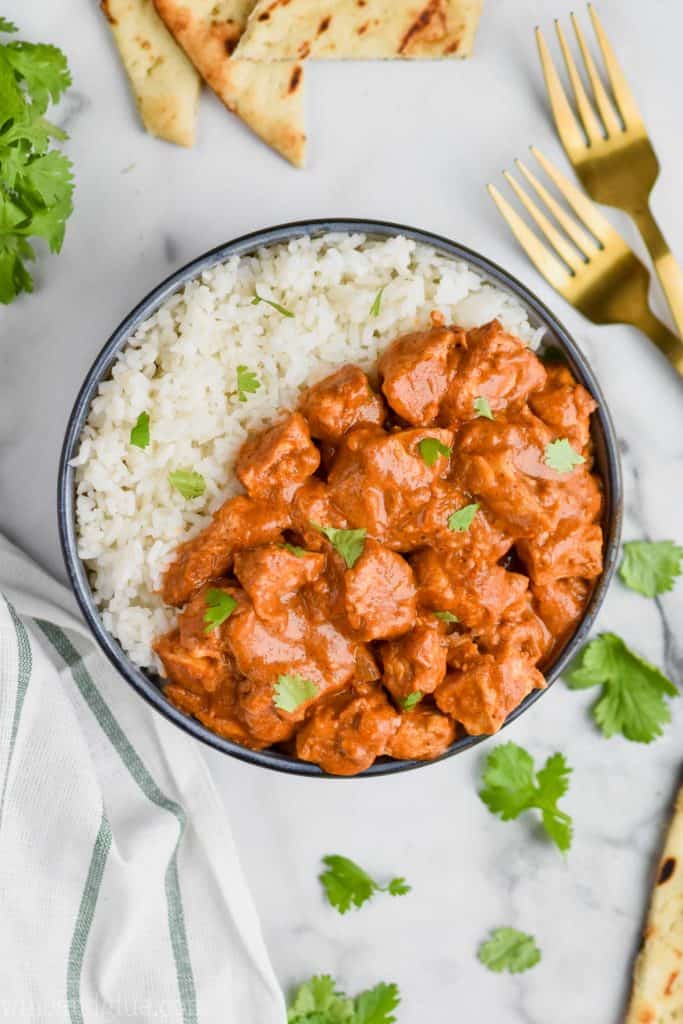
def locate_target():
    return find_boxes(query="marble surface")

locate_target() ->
[2,0,683,1019]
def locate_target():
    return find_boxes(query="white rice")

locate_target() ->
[73,233,544,669]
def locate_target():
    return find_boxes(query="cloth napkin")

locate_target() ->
[0,534,286,1024]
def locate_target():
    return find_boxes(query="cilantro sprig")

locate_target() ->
[400,691,423,711]
[418,437,451,467]
[251,289,294,317]
[478,928,541,974]
[274,673,319,713]
[566,633,677,743]
[473,396,494,420]
[129,411,150,449]
[287,975,400,1024]
[479,742,573,853]
[320,855,410,915]
[447,503,479,533]
[619,540,683,598]
[203,589,237,633]
[544,438,584,473]
[0,21,74,303]
[168,470,205,499]
[312,523,366,568]
[433,610,458,623]
[236,365,260,402]
[369,286,386,318]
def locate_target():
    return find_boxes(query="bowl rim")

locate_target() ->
[58,217,623,778]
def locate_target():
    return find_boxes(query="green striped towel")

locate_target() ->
[0,535,286,1023]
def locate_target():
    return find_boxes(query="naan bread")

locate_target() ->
[101,0,201,147]
[234,0,483,61]
[153,0,306,166]
[626,785,683,1023]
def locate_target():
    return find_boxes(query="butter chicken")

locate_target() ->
[156,317,603,775]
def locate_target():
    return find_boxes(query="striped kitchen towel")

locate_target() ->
[0,534,286,1024]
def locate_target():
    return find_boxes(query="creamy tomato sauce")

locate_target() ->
[156,318,603,775]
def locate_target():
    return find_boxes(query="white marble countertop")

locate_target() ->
[2,0,683,1019]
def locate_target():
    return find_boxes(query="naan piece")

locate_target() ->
[626,784,683,1023]
[234,0,483,61]
[153,0,306,166]
[101,0,201,147]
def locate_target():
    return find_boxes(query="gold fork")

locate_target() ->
[488,147,683,376]
[537,5,683,338]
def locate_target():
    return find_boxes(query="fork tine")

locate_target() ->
[514,157,599,259]
[588,4,642,127]
[570,11,621,136]
[503,170,583,273]
[487,184,572,293]
[530,146,613,244]
[555,20,603,144]
[535,27,585,157]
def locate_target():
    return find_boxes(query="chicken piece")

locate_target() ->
[296,687,401,775]
[155,629,230,695]
[236,678,301,745]
[435,653,545,734]
[177,580,240,654]
[327,427,454,548]
[516,521,603,586]
[233,544,325,622]
[165,683,208,717]
[235,412,320,501]
[344,540,417,641]
[161,496,290,607]
[380,623,448,701]
[412,549,528,635]
[385,706,456,761]
[532,577,592,644]
[299,365,386,443]
[439,320,546,424]
[378,326,464,424]
[400,480,513,559]
[196,676,268,750]
[291,479,349,552]
[529,364,597,452]
[484,595,553,665]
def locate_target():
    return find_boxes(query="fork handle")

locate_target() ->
[631,206,683,339]
[633,307,683,377]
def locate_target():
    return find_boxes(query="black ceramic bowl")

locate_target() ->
[59,218,623,777]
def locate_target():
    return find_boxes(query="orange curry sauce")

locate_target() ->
[156,319,603,775]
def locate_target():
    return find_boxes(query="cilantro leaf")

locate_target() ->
[203,589,237,633]
[473,396,494,420]
[312,523,366,568]
[284,542,308,557]
[566,632,678,743]
[418,437,451,467]
[433,610,458,623]
[619,540,683,598]
[129,411,150,449]
[369,286,386,318]
[447,503,479,532]
[544,438,585,473]
[478,928,541,974]
[320,855,411,914]
[168,470,205,499]
[236,364,260,402]
[287,975,354,1024]
[251,289,294,317]
[479,742,573,853]
[400,691,423,711]
[274,673,319,713]
[0,27,74,303]
[353,983,400,1024]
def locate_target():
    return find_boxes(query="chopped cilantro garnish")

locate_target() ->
[478,928,541,974]
[251,289,294,317]
[273,673,319,713]
[236,365,261,402]
[418,437,451,467]
[619,540,683,598]
[129,411,150,449]
[479,742,573,853]
[203,589,237,633]
[369,286,386,318]
[320,854,411,914]
[312,523,366,568]
[168,470,205,499]
[433,610,458,623]
[544,438,584,473]
[473,396,494,420]
[283,542,307,557]
[400,691,423,711]
[287,975,400,1024]
[566,632,678,743]
[447,503,479,532]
